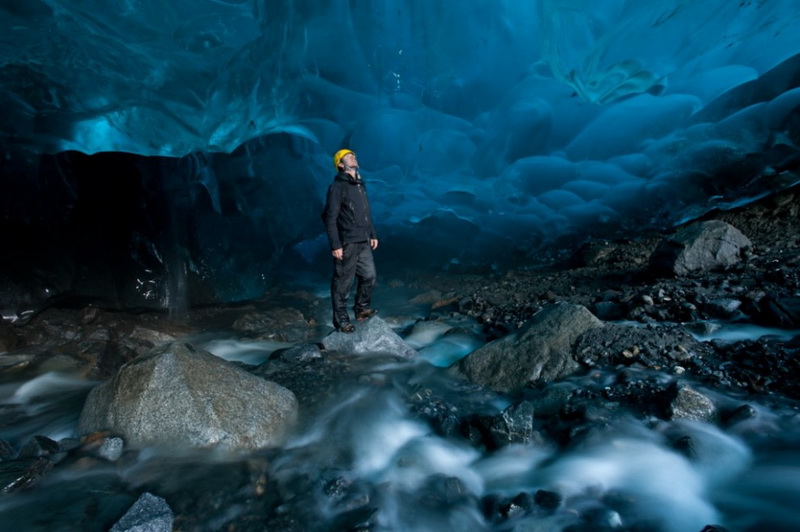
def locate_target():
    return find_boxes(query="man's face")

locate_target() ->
[341,153,358,168]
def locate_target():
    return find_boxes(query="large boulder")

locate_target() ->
[78,343,298,450]
[321,317,417,359]
[649,220,752,276]
[457,303,603,394]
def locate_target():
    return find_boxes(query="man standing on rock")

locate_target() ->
[322,149,379,333]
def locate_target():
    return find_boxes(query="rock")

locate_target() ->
[18,435,60,459]
[534,489,562,510]
[233,307,314,343]
[723,404,758,426]
[0,457,53,493]
[269,343,322,362]
[489,401,538,447]
[126,326,178,348]
[704,298,742,318]
[78,342,298,450]
[0,440,14,460]
[757,295,800,327]
[321,317,417,359]
[665,382,718,422]
[457,303,603,394]
[0,318,20,352]
[649,220,752,276]
[97,437,125,461]
[110,492,174,532]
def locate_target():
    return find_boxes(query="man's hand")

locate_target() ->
[332,248,343,260]
[370,239,379,250]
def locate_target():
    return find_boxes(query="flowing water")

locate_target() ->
[1,292,800,531]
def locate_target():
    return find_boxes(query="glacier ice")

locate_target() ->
[2,0,800,313]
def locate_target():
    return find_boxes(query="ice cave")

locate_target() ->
[1,1,800,531]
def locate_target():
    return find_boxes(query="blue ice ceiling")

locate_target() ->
[2,0,800,314]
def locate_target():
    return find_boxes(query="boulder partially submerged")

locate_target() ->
[457,303,603,394]
[79,342,298,450]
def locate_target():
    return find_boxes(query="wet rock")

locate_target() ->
[322,474,371,511]
[0,457,53,493]
[18,435,60,459]
[270,343,323,362]
[665,382,718,423]
[522,383,578,418]
[97,437,125,461]
[704,298,742,318]
[0,318,20,352]
[78,432,126,461]
[79,342,298,450]
[233,307,315,343]
[330,506,379,532]
[0,349,38,372]
[489,401,540,447]
[497,491,535,519]
[756,295,800,327]
[321,317,417,359]
[125,326,178,348]
[723,404,758,426]
[671,435,698,460]
[649,220,752,276]
[534,489,562,510]
[0,440,14,460]
[418,474,475,508]
[457,303,603,394]
[110,492,174,532]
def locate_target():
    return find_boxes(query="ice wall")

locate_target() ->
[2,0,800,315]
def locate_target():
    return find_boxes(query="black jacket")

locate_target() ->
[322,171,377,250]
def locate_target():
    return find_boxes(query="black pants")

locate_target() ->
[331,241,376,328]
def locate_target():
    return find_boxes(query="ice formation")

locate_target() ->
[2,0,800,313]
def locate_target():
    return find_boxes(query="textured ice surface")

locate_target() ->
[2,1,800,308]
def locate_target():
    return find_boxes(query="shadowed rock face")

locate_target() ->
[78,342,298,450]
[457,303,604,394]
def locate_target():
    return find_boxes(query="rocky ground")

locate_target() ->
[403,184,800,402]
[1,185,800,531]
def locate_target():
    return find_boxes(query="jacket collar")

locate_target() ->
[336,171,363,185]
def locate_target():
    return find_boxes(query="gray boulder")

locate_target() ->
[649,220,752,276]
[78,343,298,450]
[321,317,417,359]
[457,303,603,394]
[110,493,173,532]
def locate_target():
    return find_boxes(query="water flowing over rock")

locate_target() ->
[321,316,417,359]
[78,343,298,450]
[457,303,604,394]
[649,220,752,276]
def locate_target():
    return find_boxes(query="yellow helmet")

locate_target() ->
[333,149,355,169]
